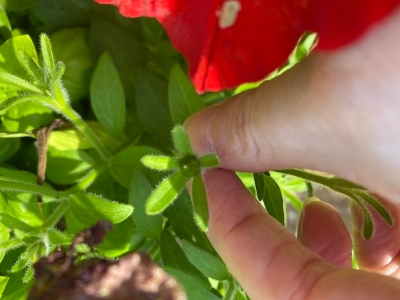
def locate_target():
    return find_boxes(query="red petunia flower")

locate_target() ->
[95,0,400,93]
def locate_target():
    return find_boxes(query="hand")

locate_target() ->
[185,6,400,300]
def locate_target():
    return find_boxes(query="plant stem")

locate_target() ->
[42,201,69,229]
[60,105,109,161]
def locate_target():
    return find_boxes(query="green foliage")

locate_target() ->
[0,3,391,299]
[90,52,125,139]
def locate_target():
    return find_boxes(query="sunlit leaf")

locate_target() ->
[146,170,190,215]
[69,193,133,226]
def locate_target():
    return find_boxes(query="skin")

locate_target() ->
[185,5,400,300]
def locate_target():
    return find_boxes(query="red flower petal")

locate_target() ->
[95,0,400,92]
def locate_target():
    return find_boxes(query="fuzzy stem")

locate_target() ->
[0,179,60,199]
[59,105,109,161]
[42,201,69,229]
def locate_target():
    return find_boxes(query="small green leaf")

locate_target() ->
[11,251,30,273]
[199,153,220,169]
[39,34,56,78]
[160,230,210,288]
[182,240,229,280]
[17,49,44,85]
[192,173,209,232]
[253,173,265,201]
[263,175,285,225]
[90,52,126,139]
[0,212,34,232]
[0,35,38,76]
[130,170,163,239]
[135,68,173,144]
[0,276,9,297]
[141,155,180,171]
[165,268,220,300]
[47,229,73,245]
[22,266,34,283]
[0,238,25,252]
[341,190,373,239]
[172,125,194,156]
[146,170,190,215]
[69,193,133,226]
[13,230,38,244]
[353,190,393,226]
[168,64,205,124]
[0,72,42,94]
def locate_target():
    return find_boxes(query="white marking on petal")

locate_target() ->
[217,0,242,29]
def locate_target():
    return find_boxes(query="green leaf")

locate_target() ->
[192,173,209,232]
[90,16,146,104]
[46,146,94,185]
[1,100,54,132]
[69,193,133,226]
[50,27,93,102]
[263,175,285,225]
[172,125,194,156]
[253,173,265,201]
[353,190,393,226]
[39,34,56,79]
[199,153,220,169]
[341,190,374,239]
[0,35,38,77]
[165,268,221,300]
[141,155,180,171]
[168,64,205,124]
[146,170,190,215]
[11,251,30,273]
[90,52,126,139]
[22,266,34,283]
[281,187,303,211]
[182,240,229,280]
[16,49,44,86]
[0,72,42,94]
[0,238,24,252]
[160,230,210,288]
[47,229,73,245]
[0,0,37,11]
[0,212,34,232]
[0,276,8,297]
[29,0,92,30]
[164,190,212,250]
[111,146,164,188]
[135,68,174,144]
[48,121,120,151]
[129,170,163,239]
[0,6,11,41]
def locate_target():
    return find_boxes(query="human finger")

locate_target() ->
[352,196,400,278]
[297,197,352,268]
[202,168,400,300]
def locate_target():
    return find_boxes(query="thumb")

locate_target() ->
[185,54,347,174]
